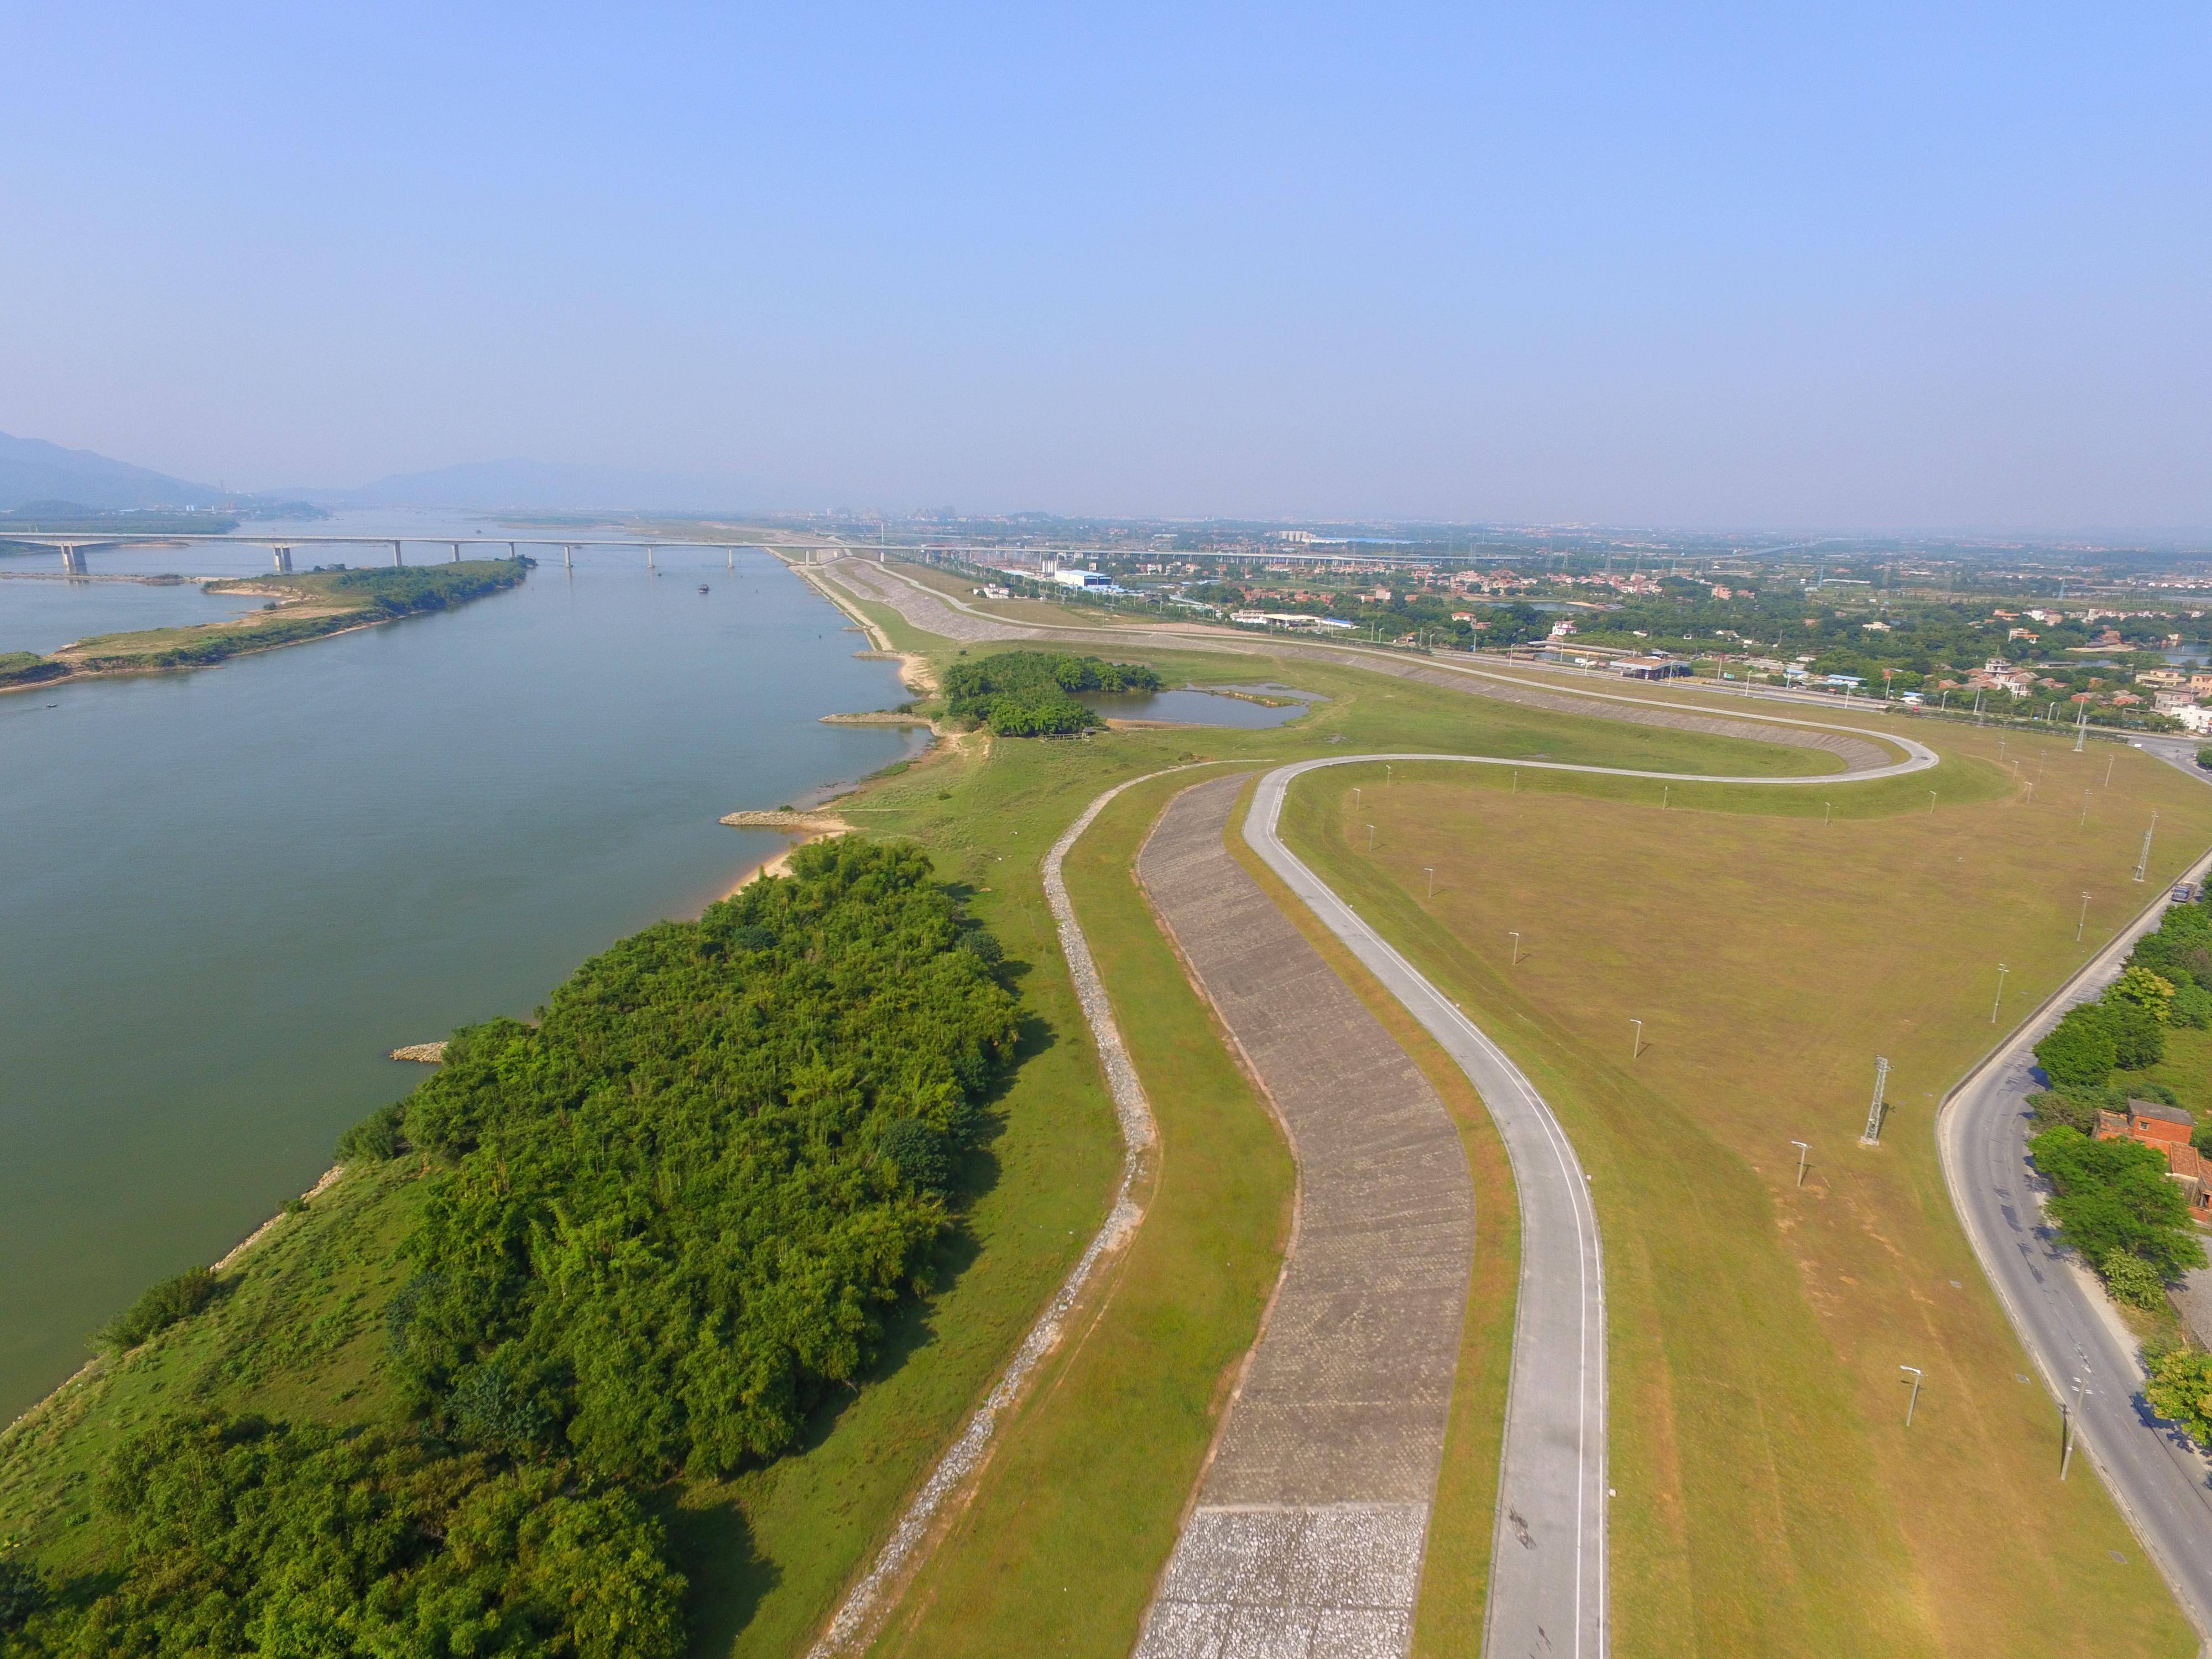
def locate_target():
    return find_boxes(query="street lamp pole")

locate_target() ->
[1366,823,1376,852]
[2078,893,2091,942]
[1425,866,1435,898]
[1991,964,2009,1023]
[1901,1365,1923,1427]
[1791,1139,1809,1188]
[1631,1018,1644,1061]
[1510,931,1520,966]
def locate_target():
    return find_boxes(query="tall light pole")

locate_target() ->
[1630,1019,1644,1061]
[2105,752,2116,789]
[1901,1365,1923,1427]
[1991,964,2009,1022]
[1366,823,1376,852]
[1510,931,1521,966]
[1791,1139,1810,1188]
[1425,866,1436,898]
[2078,893,2091,942]
[1663,785,1671,809]
[1824,800,1832,825]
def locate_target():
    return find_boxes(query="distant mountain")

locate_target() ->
[318,459,761,513]
[0,431,223,512]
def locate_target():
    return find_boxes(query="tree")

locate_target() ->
[2109,966,2177,1023]
[2030,1127,2206,1279]
[2034,1007,2117,1091]
[2101,1000,2167,1070]
[2148,1346,2212,1443]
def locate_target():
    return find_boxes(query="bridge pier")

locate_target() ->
[646,545,655,571]
[59,544,85,576]
[508,541,517,559]
[727,546,734,570]
[563,544,573,569]
[392,540,404,567]
[272,546,293,574]
[450,542,461,563]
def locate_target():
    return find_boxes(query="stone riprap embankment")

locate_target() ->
[1133,773,1475,1659]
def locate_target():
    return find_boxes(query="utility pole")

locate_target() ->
[2062,1377,2090,1479]
[1901,1365,1923,1427]
[1862,1055,1892,1145]
[1792,1140,1809,1188]
[2135,811,2158,884]
[1991,964,2009,1021]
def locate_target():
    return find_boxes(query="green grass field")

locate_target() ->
[1279,722,2212,1657]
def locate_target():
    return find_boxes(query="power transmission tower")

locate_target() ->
[1861,1055,1892,1146]
[2135,811,2159,884]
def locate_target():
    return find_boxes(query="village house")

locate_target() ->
[2096,1101,2212,1223]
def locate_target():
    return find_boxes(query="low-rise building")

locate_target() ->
[2096,1101,2212,1222]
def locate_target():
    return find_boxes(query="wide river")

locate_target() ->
[0,523,924,1420]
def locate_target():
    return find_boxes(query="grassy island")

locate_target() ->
[3,560,528,692]
[0,839,1021,1656]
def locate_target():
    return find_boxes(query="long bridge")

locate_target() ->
[0,533,884,577]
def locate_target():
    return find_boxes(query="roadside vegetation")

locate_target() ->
[1277,722,2212,1656]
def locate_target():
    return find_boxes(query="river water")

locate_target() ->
[0,526,920,1420]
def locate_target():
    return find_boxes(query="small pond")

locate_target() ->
[1079,682,1324,728]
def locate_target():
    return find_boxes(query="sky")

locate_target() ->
[1,3,2206,530]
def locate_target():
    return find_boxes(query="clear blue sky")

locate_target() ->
[3,3,2205,529]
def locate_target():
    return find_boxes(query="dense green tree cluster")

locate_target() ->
[15,838,1018,1656]
[2027,1127,2206,1281]
[328,561,530,614]
[4,1415,684,1657]
[941,650,1164,735]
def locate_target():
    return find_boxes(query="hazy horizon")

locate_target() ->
[3,4,2205,533]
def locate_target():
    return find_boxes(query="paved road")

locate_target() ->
[1243,758,1610,1658]
[1940,802,2212,1642]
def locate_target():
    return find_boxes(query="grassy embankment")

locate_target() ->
[1280,722,2212,1657]
[0,600,1899,1656]
[0,560,526,690]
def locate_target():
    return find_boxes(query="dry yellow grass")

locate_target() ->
[1282,722,2212,1657]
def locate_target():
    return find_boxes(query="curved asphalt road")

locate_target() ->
[1234,741,1937,1659]
[1940,802,2212,1642]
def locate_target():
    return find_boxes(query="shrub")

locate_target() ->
[98,1266,218,1353]
[335,1100,408,1161]
[2104,1248,2169,1310]
[0,1556,50,1635]
[2198,746,2212,771]
[49,1413,684,1656]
